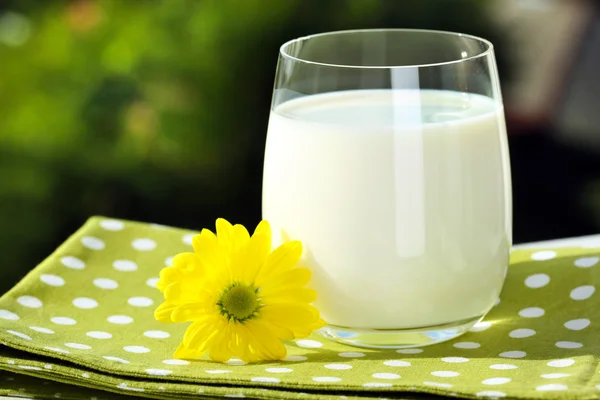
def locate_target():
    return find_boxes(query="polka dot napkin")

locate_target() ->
[2,217,600,400]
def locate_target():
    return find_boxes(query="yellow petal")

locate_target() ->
[172,252,203,273]
[171,302,212,323]
[232,224,250,251]
[192,228,215,254]
[231,230,270,284]
[261,288,317,305]
[259,268,311,293]
[253,220,272,250]
[154,302,177,323]
[216,218,235,251]
[164,280,204,305]
[260,303,321,328]
[259,319,295,341]
[156,267,183,293]
[183,317,221,349]
[209,323,234,362]
[229,324,261,363]
[255,241,302,286]
[174,342,203,360]
[192,228,230,275]
[246,319,287,360]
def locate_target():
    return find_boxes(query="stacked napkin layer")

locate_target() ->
[1,217,600,400]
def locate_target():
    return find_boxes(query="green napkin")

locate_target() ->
[1,217,600,400]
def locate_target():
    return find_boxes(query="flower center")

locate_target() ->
[217,283,260,322]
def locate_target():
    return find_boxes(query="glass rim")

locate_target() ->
[279,28,494,69]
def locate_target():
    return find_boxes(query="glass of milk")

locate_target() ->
[263,29,511,348]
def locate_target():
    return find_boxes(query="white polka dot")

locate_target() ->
[81,373,90,378]
[324,364,352,370]
[81,236,105,250]
[283,355,307,362]
[313,377,342,383]
[0,310,19,320]
[132,238,156,251]
[525,273,550,288]
[93,278,118,290]
[40,274,65,287]
[86,331,112,339]
[494,298,501,306]
[373,373,400,379]
[441,357,469,363]
[144,330,170,339]
[574,257,599,268]
[17,296,42,308]
[51,317,76,325]
[338,352,365,358]
[113,260,137,272]
[570,285,595,300]
[44,364,52,370]
[44,347,70,354]
[531,250,556,260]
[164,257,173,267]
[431,371,459,377]
[225,358,247,366]
[489,364,518,370]
[536,384,568,391]
[224,395,245,398]
[476,391,506,398]
[564,318,590,330]
[123,345,150,353]
[206,370,232,374]
[117,383,143,392]
[6,330,32,341]
[103,356,129,364]
[453,342,480,349]
[363,382,393,388]
[60,256,85,270]
[100,219,124,231]
[556,341,582,349]
[396,348,423,354]
[482,378,511,385]
[547,359,575,368]
[498,351,526,359]
[541,373,570,379]
[128,297,153,307]
[17,366,41,371]
[518,307,545,318]
[266,368,293,373]
[182,234,194,245]
[29,326,54,334]
[470,321,492,332]
[145,369,172,376]
[296,339,323,348]
[163,359,190,365]
[424,382,453,388]
[64,343,91,350]
[107,315,133,324]
[509,328,536,338]
[72,297,98,309]
[251,377,280,383]
[383,360,411,367]
[146,277,159,288]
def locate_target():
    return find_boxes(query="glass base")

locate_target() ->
[319,315,482,349]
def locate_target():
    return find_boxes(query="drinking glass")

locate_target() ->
[262,29,511,348]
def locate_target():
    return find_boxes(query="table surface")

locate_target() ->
[2,234,598,400]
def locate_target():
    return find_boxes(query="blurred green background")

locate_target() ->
[1,0,600,294]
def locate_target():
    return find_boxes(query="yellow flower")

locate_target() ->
[154,218,325,363]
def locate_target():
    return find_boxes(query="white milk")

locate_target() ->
[263,90,511,329]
